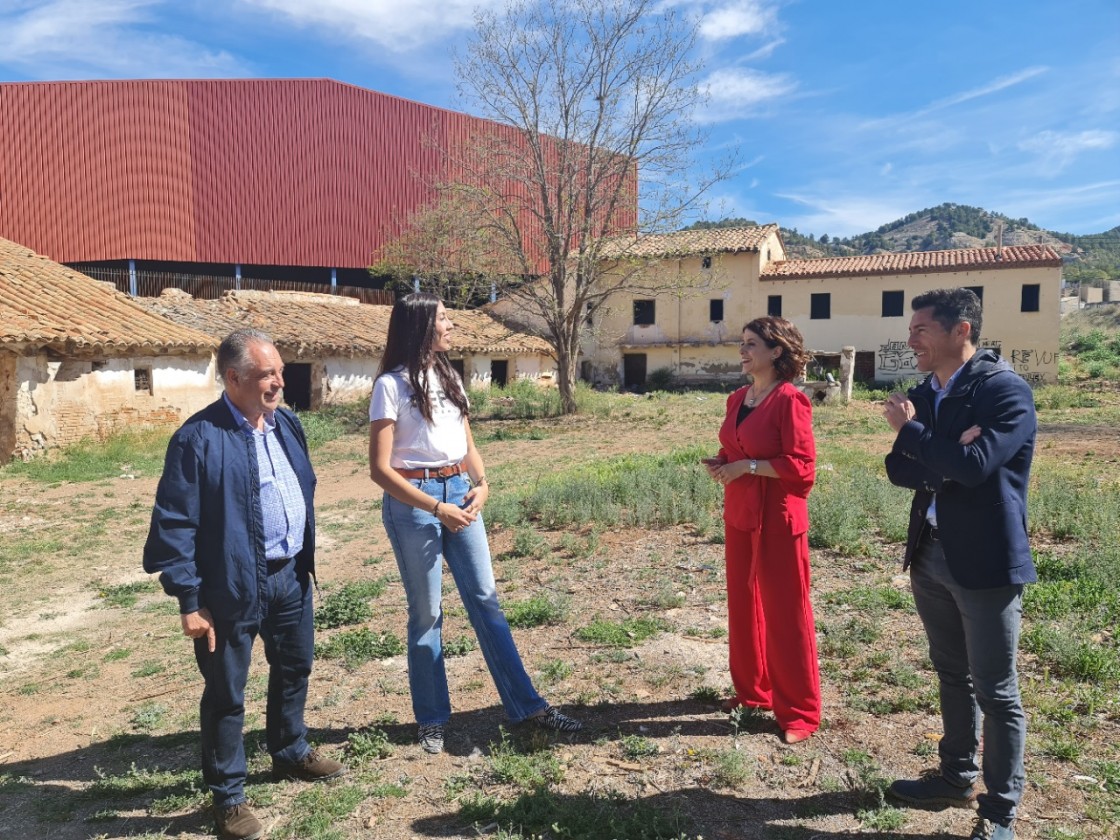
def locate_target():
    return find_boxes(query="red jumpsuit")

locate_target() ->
[718,382,820,735]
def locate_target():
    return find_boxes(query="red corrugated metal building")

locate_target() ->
[0,78,634,296]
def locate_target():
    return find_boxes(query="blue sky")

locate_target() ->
[2,0,1117,238]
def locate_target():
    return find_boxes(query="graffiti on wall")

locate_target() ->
[877,339,917,374]
[875,336,1055,383]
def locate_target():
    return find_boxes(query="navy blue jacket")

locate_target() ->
[885,349,1037,589]
[143,398,317,621]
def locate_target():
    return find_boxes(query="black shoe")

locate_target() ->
[271,748,345,782]
[888,769,978,809]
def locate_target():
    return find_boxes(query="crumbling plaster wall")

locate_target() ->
[12,353,218,460]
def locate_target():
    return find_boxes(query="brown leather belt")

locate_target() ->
[395,462,466,479]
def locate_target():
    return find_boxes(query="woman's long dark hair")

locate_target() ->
[743,316,811,382]
[377,293,469,423]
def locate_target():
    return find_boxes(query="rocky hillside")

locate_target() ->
[686,206,1119,283]
[770,203,1119,284]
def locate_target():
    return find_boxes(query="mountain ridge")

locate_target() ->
[686,204,1120,284]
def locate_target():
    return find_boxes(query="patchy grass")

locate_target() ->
[1,388,1117,840]
[3,427,171,483]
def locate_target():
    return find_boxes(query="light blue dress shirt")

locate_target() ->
[925,361,968,528]
[223,394,306,560]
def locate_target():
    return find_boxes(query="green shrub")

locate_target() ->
[344,728,393,765]
[443,634,476,657]
[575,616,668,648]
[468,380,615,420]
[314,580,387,629]
[486,730,564,790]
[509,527,550,559]
[296,400,369,449]
[505,595,567,628]
[646,367,676,391]
[315,628,404,668]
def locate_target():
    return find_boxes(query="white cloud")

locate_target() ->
[698,0,779,42]
[922,66,1048,113]
[740,37,784,61]
[240,0,503,53]
[1018,129,1119,171]
[861,66,1049,131]
[0,0,247,78]
[696,67,796,123]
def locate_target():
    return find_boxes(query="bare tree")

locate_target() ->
[391,0,729,412]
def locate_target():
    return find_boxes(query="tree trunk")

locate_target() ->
[555,346,579,414]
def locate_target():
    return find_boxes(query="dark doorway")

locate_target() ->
[284,363,312,410]
[580,360,592,382]
[450,359,465,381]
[623,354,647,390]
[855,352,875,383]
[491,360,509,388]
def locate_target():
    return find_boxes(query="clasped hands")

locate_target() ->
[435,483,489,532]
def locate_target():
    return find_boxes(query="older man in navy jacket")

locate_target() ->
[144,329,343,840]
[883,288,1035,840]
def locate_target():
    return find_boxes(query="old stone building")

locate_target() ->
[0,238,217,464]
[138,289,556,409]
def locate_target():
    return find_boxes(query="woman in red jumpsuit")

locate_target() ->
[705,316,819,744]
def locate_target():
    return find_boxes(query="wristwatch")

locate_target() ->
[749,459,757,475]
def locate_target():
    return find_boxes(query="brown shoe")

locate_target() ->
[214,802,263,840]
[271,748,345,782]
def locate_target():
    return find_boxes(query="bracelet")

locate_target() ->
[431,499,441,515]
[473,475,487,486]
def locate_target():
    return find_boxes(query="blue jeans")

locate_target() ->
[910,534,1026,825]
[194,558,314,807]
[382,474,547,726]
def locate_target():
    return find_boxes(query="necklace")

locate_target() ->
[746,380,778,407]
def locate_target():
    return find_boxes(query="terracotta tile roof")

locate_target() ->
[0,237,216,355]
[137,290,552,357]
[599,224,781,259]
[762,245,1062,279]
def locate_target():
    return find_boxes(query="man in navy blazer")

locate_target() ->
[144,329,343,840]
[883,288,1035,840]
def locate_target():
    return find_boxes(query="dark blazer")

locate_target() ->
[885,349,1036,589]
[718,382,815,534]
[143,398,317,621]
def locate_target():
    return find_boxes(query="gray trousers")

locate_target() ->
[910,532,1026,825]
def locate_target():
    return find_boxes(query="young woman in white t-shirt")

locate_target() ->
[368,293,582,754]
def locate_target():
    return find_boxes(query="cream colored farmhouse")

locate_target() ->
[583,226,1061,387]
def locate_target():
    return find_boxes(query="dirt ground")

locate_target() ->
[0,395,1116,839]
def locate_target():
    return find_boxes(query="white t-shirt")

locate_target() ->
[369,367,468,469]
